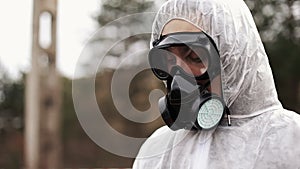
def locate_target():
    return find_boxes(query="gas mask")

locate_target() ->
[148,32,231,130]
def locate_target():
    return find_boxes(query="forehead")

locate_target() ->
[162,19,202,35]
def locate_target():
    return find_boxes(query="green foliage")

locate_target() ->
[245,0,300,112]
[81,0,156,74]
[0,78,24,117]
[96,0,154,26]
[0,72,24,129]
[0,72,24,168]
[266,35,300,111]
[64,0,163,167]
[245,0,300,43]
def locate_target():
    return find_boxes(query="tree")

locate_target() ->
[245,0,300,112]
[70,0,165,167]
[0,67,24,168]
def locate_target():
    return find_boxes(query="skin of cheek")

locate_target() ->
[206,75,222,97]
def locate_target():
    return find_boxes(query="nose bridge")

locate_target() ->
[176,56,183,66]
[175,56,185,67]
[175,56,190,72]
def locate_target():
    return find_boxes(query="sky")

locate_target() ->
[0,0,100,79]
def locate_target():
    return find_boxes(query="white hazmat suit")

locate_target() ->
[133,0,300,168]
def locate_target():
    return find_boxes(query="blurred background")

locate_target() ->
[0,0,299,168]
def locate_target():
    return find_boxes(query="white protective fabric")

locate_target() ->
[133,0,300,168]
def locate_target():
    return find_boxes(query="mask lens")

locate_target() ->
[149,45,209,79]
[149,48,171,80]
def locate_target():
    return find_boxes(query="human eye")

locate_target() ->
[186,53,203,63]
[192,57,203,63]
[181,46,192,56]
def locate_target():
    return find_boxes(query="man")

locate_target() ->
[133,0,300,168]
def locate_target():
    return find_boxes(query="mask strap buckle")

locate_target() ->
[225,107,231,126]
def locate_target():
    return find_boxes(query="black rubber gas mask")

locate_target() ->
[149,32,231,130]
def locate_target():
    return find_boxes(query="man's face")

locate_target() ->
[164,45,209,77]
[161,19,222,96]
